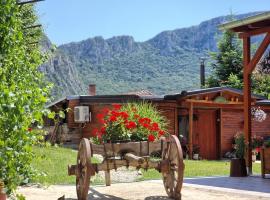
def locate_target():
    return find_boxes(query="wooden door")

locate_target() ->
[196,110,218,160]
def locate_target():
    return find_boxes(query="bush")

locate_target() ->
[234,132,245,159]
[0,1,50,194]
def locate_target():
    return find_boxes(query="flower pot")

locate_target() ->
[193,153,199,160]
[230,158,247,177]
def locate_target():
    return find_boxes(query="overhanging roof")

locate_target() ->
[164,87,265,100]
[219,11,270,32]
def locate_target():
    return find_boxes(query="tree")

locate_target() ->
[207,19,243,87]
[0,1,50,195]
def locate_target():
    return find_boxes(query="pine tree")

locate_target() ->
[207,27,243,87]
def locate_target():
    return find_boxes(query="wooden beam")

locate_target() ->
[23,24,42,30]
[243,36,252,174]
[239,27,270,38]
[17,0,44,5]
[188,103,193,159]
[246,32,270,74]
[174,108,178,136]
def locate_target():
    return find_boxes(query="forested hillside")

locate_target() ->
[41,12,261,100]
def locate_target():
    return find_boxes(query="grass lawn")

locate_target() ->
[139,160,261,181]
[31,146,262,185]
[31,145,102,185]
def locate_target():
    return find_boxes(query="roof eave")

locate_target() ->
[219,11,270,31]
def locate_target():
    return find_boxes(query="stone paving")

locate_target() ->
[183,175,270,198]
[17,176,270,200]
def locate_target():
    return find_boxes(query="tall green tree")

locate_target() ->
[0,0,50,195]
[207,22,243,87]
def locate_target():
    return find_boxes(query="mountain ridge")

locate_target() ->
[41,11,262,100]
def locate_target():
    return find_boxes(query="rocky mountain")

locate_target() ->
[41,12,262,100]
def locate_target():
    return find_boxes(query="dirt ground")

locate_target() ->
[16,181,269,200]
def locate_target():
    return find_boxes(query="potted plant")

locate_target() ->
[230,132,247,177]
[261,139,270,178]
[251,135,263,162]
[192,144,200,160]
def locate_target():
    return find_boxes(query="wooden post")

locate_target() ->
[188,103,193,159]
[105,171,111,186]
[243,36,252,175]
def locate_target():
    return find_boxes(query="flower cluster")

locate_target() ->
[251,135,264,150]
[251,107,267,122]
[92,103,167,144]
[233,132,245,159]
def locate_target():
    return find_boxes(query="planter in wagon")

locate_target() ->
[68,103,185,200]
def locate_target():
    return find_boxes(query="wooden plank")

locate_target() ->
[197,110,217,160]
[17,0,44,5]
[185,99,244,105]
[246,32,270,74]
[91,140,163,157]
[243,36,252,174]
[97,159,159,171]
[219,108,223,159]
[181,101,255,109]
[175,107,178,135]
[188,103,193,159]
[239,27,270,38]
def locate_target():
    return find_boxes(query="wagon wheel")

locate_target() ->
[162,135,184,200]
[76,138,91,200]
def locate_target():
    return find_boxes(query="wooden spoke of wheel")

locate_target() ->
[76,138,92,200]
[162,135,184,200]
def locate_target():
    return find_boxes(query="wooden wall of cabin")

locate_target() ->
[64,100,177,138]
[221,108,270,156]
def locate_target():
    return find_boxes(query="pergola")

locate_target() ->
[220,12,270,174]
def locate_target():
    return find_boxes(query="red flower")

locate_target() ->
[28,128,32,132]
[148,134,155,142]
[113,104,122,110]
[100,127,106,134]
[158,130,165,137]
[92,128,99,137]
[109,115,117,122]
[151,123,159,131]
[97,113,105,123]
[143,123,150,128]
[120,111,129,119]
[125,121,137,129]
[139,118,151,125]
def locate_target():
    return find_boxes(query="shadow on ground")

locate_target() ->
[184,176,270,193]
[65,188,171,200]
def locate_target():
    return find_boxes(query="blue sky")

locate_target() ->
[36,0,269,45]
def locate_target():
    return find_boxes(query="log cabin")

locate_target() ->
[45,85,270,160]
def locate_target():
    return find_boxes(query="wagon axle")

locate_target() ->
[68,135,184,200]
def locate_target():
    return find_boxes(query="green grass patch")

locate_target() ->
[139,160,262,181]
[31,145,102,185]
[31,146,262,185]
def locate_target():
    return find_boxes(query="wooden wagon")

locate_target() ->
[68,135,184,200]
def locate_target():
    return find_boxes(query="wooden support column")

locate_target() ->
[243,36,252,174]
[188,103,193,159]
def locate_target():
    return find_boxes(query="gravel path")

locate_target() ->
[16,180,269,200]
